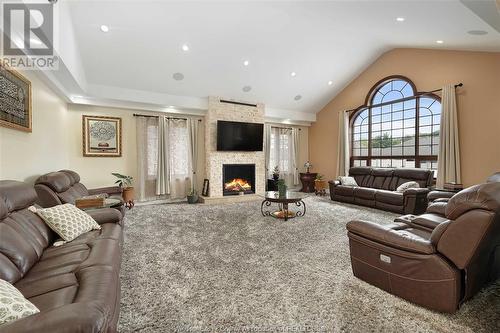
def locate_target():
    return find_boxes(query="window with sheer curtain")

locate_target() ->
[269,127,294,185]
[137,117,190,201]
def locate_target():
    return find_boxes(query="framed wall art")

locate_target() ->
[82,115,122,157]
[0,63,32,132]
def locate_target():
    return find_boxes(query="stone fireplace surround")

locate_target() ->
[202,97,265,201]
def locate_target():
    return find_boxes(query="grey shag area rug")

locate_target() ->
[119,196,500,332]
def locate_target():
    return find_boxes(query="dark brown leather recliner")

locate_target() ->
[0,180,123,333]
[329,167,433,214]
[34,170,125,217]
[346,182,500,313]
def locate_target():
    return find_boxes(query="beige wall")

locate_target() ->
[309,48,500,187]
[0,71,69,184]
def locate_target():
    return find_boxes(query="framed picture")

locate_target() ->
[202,179,209,196]
[82,115,122,157]
[0,63,32,132]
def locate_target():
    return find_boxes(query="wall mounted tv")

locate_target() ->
[217,120,264,151]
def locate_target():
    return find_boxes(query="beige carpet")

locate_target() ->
[119,196,500,332]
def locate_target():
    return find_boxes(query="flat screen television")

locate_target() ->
[217,120,264,151]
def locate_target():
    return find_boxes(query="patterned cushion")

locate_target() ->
[339,176,358,187]
[34,204,101,242]
[396,181,420,193]
[0,279,39,326]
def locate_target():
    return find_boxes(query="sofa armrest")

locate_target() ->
[427,190,455,203]
[88,186,123,196]
[0,303,108,333]
[328,180,340,187]
[402,188,430,215]
[87,208,123,225]
[403,187,430,196]
[346,220,436,255]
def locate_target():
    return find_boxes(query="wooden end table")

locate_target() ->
[300,173,317,193]
[261,191,306,221]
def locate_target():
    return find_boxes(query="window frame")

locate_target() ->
[349,75,441,174]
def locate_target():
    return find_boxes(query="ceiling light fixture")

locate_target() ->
[328,80,333,86]
[290,72,297,77]
[242,86,252,92]
[182,44,189,51]
[243,60,249,66]
[294,95,302,101]
[100,25,109,33]
[436,40,444,44]
[396,17,405,22]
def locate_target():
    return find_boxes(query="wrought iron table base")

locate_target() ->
[261,200,306,221]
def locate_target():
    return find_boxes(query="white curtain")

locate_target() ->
[269,127,294,186]
[336,110,350,177]
[291,128,300,186]
[156,117,191,199]
[264,124,272,178]
[437,85,461,188]
[136,116,160,201]
[188,118,200,192]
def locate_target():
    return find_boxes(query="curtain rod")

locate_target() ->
[345,82,463,113]
[133,113,202,121]
[271,125,301,131]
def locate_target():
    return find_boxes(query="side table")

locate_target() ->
[300,173,317,193]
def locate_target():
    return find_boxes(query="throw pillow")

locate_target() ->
[396,181,420,193]
[338,176,358,187]
[33,204,101,243]
[0,279,39,326]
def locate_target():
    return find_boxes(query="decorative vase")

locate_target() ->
[278,184,287,198]
[187,194,198,204]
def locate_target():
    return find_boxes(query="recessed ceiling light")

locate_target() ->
[396,17,405,22]
[172,72,184,81]
[467,30,488,35]
[181,44,189,51]
[290,72,297,77]
[100,25,109,33]
[294,95,302,101]
[328,80,333,86]
[242,86,252,92]
[243,60,249,66]
[436,40,444,44]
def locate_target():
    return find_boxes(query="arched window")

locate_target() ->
[351,76,441,176]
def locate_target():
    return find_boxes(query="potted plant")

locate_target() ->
[112,173,134,202]
[187,188,198,204]
[314,174,327,195]
[272,166,280,181]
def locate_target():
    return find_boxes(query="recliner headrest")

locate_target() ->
[35,171,72,193]
[393,168,432,180]
[0,180,38,217]
[446,182,500,220]
[59,170,81,184]
[349,167,371,176]
[371,168,393,177]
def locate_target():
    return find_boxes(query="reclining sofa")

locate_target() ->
[34,170,125,216]
[329,167,433,214]
[346,182,500,313]
[0,180,123,332]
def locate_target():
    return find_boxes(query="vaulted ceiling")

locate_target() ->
[30,1,500,122]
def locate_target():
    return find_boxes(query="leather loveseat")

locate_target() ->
[346,182,500,313]
[329,167,433,214]
[0,180,123,332]
[34,170,125,216]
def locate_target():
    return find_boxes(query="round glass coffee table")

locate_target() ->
[261,191,306,221]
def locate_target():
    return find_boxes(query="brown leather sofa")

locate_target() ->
[34,170,125,216]
[346,182,500,313]
[0,180,123,332]
[329,167,433,214]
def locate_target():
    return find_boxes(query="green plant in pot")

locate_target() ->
[272,166,280,181]
[112,173,134,202]
[187,188,198,204]
[277,179,287,198]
